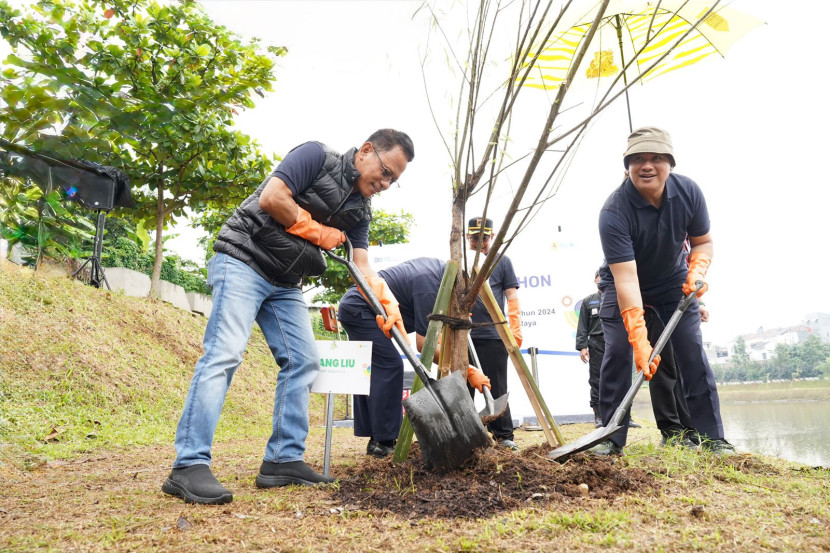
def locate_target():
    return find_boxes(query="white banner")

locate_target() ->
[312,340,372,395]
[366,224,597,419]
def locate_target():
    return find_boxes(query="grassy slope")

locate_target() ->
[2,262,829,552]
[0,261,330,465]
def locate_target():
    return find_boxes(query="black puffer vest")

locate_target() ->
[214,144,372,285]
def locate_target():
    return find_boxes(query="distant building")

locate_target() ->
[702,341,729,365]
[802,312,830,343]
[710,314,830,364]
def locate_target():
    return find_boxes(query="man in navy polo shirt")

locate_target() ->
[337,257,492,457]
[163,130,415,505]
[591,127,733,456]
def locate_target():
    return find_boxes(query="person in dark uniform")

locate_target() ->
[467,217,522,450]
[576,271,604,427]
[591,126,733,456]
[576,270,640,428]
[338,257,492,458]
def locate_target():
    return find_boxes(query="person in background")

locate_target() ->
[467,217,522,450]
[162,129,415,504]
[592,126,733,456]
[576,270,641,428]
[337,257,493,457]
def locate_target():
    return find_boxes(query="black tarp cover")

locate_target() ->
[0,139,135,210]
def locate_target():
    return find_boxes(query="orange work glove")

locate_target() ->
[507,298,523,348]
[620,306,660,381]
[363,276,408,343]
[467,365,491,393]
[285,206,346,251]
[683,251,711,298]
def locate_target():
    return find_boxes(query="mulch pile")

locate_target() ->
[334,443,656,518]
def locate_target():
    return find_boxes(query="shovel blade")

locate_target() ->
[403,370,492,470]
[479,391,509,425]
[546,423,625,461]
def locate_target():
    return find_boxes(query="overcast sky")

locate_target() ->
[175,0,828,346]
[3,0,824,346]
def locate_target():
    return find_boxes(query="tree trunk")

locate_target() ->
[149,185,165,298]
[446,192,470,377]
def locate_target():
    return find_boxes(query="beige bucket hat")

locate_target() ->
[623,126,676,168]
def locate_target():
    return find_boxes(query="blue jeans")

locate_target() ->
[172,253,320,468]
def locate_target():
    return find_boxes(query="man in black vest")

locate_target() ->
[163,129,414,504]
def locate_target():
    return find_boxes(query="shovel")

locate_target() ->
[325,239,492,470]
[467,334,510,425]
[547,282,703,461]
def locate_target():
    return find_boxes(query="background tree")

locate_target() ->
[770,335,830,380]
[0,0,283,294]
[311,209,414,304]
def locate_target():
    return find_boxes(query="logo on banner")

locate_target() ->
[563,296,580,329]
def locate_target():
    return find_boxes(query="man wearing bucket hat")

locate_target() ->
[591,126,733,456]
[466,216,522,450]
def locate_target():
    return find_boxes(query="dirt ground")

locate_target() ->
[335,442,654,519]
[6,425,825,553]
[0,428,654,550]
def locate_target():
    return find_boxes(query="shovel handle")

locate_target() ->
[324,238,435,386]
[610,281,703,427]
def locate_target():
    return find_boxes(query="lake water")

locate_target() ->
[634,399,830,467]
[720,399,830,468]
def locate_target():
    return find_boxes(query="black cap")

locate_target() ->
[467,217,493,236]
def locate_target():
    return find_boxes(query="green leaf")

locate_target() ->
[194,44,211,57]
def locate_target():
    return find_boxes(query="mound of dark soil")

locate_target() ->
[335,443,656,518]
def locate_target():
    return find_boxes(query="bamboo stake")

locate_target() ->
[478,282,564,447]
[393,261,460,463]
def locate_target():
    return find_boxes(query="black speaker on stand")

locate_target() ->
[72,209,111,289]
[0,139,135,288]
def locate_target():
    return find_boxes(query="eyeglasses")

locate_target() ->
[370,143,399,188]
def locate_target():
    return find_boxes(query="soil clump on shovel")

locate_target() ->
[334,443,656,519]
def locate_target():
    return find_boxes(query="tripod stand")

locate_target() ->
[72,209,110,290]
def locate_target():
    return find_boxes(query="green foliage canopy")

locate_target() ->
[0,0,284,288]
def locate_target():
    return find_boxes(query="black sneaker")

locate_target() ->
[366,439,380,455]
[497,438,519,451]
[686,431,702,446]
[255,460,336,488]
[700,438,736,456]
[368,440,396,458]
[162,464,233,505]
[588,440,623,456]
[660,432,699,450]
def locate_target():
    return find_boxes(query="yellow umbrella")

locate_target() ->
[522,0,764,129]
